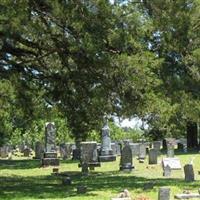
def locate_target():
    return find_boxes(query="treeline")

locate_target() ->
[0,0,200,147]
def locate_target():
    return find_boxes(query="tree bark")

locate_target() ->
[186,121,198,149]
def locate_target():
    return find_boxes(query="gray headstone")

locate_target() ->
[45,122,56,152]
[60,143,71,159]
[42,122,59,167]
[81,162,89,175]
[167,145,174,158]
[80,141,98,163]
[138,143,146,160]
[158,187,170,200]
[162,158,181,170]
[153,141,161,151]
[99,122,116,162]
[129,143,140,157]
[120,145,133,172]
[184,164,194,182]
[148,149,158,165]
[0,145,9,158]
[35,141,44,159]
[163,165,171,177]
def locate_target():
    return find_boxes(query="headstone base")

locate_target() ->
[99,155,116,162]
[120,163,134,172]
[42,158,59,167]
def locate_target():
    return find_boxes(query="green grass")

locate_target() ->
[1,151,200,200]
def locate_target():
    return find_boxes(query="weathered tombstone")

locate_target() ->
[115,142,121,156]
[23,148,31,157]
[166,138,176,158]
[120,145,134,172]
[0,146,9,158]
[77,185,87,194]
[72,140,81,160]
[162,158,181,170]
[79,141,100,170]
[99,122,116,162]
[62,177,71,185]
[60,143,71,159]
[163,165,171,177]
[184,164,194,182]
[158,187,170,200]
[167,145,174,158]
[138,143,146,161]
[35,141,44,159]
[129,143,140,157]
[81,162,89,175]
[148,149,158,165]
[42,122,59,167]
[111,143,117,155]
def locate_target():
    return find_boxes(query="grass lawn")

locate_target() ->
[0,151,200,200]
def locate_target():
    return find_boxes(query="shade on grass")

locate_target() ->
[0,151,200,200]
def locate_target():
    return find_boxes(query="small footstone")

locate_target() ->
[158,187,170,200]
[77,185,87,194]
[62,177,71,185]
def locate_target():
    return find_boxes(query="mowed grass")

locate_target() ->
[0,150,200,200]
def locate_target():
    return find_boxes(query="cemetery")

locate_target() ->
[1,1,200,200]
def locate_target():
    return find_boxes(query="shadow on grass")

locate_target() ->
[1,170,200,199]
[0,159,40,170]
[0,159,79,170]
[1,171,200,199]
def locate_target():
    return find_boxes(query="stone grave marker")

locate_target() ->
[153,141,161,151]
[42,122,59,167]
[35,141,44,159]
[184,164,194,182]
[99,121,116,162]
[138,143,146,161]
[111,143,117,155]
[129,143,140,157]
[120,145,134,172]
[60,143,71,160]
[162,158,181,170]
[158,187,170,200]
[0,145,9,158]
[148,149,158,165]
[163,165,171,177]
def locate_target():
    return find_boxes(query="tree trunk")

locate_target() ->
[186,121,198,149]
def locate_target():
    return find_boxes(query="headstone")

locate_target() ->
[129,143,140,157]
[167,145,174,158]
[81,162,89,175]
[42,122,59,167]
[163,165,171,177]
[120,145,134,172]
[79,141,100,169]
[111,143,117,155]
[60,143,71,159]
[148,149,158,165]
[62,177,71,185]
[77,185,87,194]
[153,141,161,151]
[162,158,181,170]
[35,141,44,159]
[175,193,200,199]
[158,187,170,200]
[0,145,9,158]
[184,164,194,182]
[166,138,176,157]
[138,143,146,160]
[99,122,116,162]
[23,148,31,157]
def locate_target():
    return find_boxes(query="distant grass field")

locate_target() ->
[0,150,200,200]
